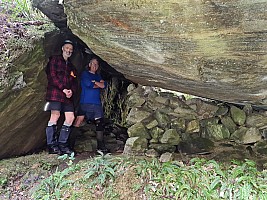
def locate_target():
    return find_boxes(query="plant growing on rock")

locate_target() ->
[0,0,54,93]
[102,78,130,126]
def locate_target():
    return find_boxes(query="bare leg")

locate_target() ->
[69,115,85,149]
[49,110,60,124]
[73,115,85,127]
[64,111,75,125]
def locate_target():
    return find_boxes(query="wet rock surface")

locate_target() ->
[61,0,267,107]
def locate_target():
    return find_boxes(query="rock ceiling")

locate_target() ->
[43,0,267,107]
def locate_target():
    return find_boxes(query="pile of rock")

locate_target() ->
[123,84,267,158]
[74,120,128,153]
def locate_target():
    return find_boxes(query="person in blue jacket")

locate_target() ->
[72,56,108,152]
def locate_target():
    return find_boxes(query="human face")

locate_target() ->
[62,43,73,60]
[89,59,99,73]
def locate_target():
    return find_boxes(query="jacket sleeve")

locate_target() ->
[47,57,64,90]
[81,71,95,88]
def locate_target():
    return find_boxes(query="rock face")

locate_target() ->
[0,41,48,159]
[64,0,267,107]
[33,0,67,29]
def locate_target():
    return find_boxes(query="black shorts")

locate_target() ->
[44,101,74,112]
[77,104,103,121]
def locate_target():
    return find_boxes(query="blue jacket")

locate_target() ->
[80,70,106,105]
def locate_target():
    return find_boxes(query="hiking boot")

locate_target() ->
[97,141,109,153]
[58,125,71,144]
[46,125,60,154]
[59,143,74,156]
[47,144,61,155]
[46,125,58,145]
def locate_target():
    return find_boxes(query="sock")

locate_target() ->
[63,122,71,127]
[48,121,56,126]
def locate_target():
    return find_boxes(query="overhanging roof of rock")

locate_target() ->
[65,0,267,107]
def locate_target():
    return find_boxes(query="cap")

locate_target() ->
[63,40,73,46]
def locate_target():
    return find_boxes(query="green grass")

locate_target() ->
[135,158,267,199]
[1,152,267,199]
[0,0,54,52]
[28,154,267,200]
[2,0,42,21]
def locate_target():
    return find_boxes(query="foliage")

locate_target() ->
[0,176,8,187]
[79,152,135,199]
[31,152,131,199]
[82,151,129,188]
[0,0,54,94]
[102,78,130,126]
[0,153,63,199]
[0,0,54,53]
[2,0,40,21]
[2,152,267,199]
[31,153,80,200]
[134,157,267,199]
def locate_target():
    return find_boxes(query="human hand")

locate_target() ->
[66,89,73,98]
[66,92,73,98]
[63,89,73,98]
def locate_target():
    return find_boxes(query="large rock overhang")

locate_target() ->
[64,0,267,108]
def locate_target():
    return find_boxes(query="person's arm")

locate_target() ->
[93,79,105,88]
[81,71,95,88]
[92,74,107,89]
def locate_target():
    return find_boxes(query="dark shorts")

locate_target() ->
[44,101,74,112]
[77,104,104,121]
